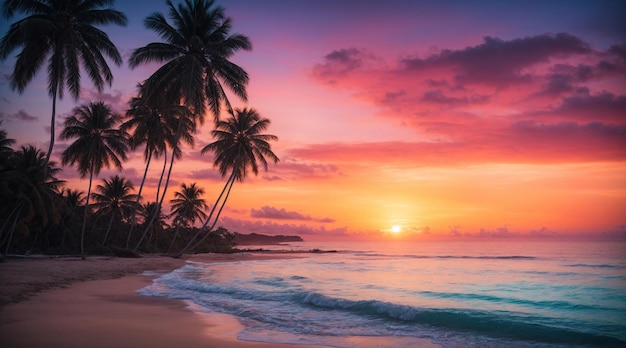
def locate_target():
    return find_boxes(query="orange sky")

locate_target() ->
[1,1,625,241]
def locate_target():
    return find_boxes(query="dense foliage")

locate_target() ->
[0,0,278,258]
[0,128,237,257]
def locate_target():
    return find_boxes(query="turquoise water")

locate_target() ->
[138,241,626,347]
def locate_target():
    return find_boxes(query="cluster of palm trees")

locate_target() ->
[0,0,279,259]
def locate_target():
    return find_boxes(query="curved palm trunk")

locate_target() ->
[146,225,155,250]
[126,148,153,248]
[155,151,168,202]
[167,225,182,252]
[80,168,94,260]
[134,150,174,251]
[43,91,57,176]
[102,212,115,245]
[189,175,235,252]
[0,204,20,247]
[1,204,23,261]
[178,171,236,255]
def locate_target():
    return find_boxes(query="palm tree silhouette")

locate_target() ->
[0,0,127,168]
[121,84,188,247]
[0,122,15,160]
[0,146,63,259]
[168,182,208,251]
[128,0,251,250]
[60,101,128,259]
[129,0,251,120]
[130,102,195,251]
[59,188,85,251]
[138,201,168,251]
[180,108,279,255]
[90,175,138,245]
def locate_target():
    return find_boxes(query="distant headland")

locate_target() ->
[234,233,304,245]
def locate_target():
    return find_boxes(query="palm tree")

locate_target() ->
[128,0,251,250]
[59,188,84,251]
[137,201,168,251]
[60,101,128,259]
[62,189,85,213]
[90,175,138,245]
[128,0,251,121]
[0,121,15,162]
[121,84,183,247]
[0,0,127,168]
[180,108,279,255]
[0,146,64,259]
[130,103,195,251]
[168,182,208,251]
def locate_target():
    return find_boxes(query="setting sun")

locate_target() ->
[390,225,402,234]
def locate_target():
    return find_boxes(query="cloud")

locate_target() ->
[608,43,626,61]
[219,216,347,237]
[270,157,341,180]
[399,33,591,87]
[445,226,626,241]
[306,33,625,166]
[545,91,626,123]
[79,88,127,113]
[288,119,626,166]
[0,109,39,122]
[250,205,335,223]
[421,89,489,106]
[311,47,377,83]
[189,168,227,182]
[262,175,282,181]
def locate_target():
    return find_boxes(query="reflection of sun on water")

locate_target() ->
[390,225,401,234]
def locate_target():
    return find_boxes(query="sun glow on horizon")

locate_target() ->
[390,225,402,234]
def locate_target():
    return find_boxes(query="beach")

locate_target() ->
[3,242,622,347]
[0,253,441,347]
[0,254,328,348]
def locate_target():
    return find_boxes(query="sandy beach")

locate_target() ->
[0,253,443,347]
[0,254,325,348]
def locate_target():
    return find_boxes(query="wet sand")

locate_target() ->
[0,254,439,347]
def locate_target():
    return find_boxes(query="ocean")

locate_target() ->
[138,241,626,347]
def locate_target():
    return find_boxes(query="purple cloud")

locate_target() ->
[189,168,227,181]
[219,217,347,237]
[312,47,376,82]
[79,89,127,113]
[0,109,39,122]
[273,157,341,179]
[401,33,591,87]
[250,205,335,223]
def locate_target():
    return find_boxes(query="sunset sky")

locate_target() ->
[1,0,625,241]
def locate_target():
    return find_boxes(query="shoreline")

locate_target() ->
[0,253,327,347]
[0,253,440,347]
[0,255,186,306]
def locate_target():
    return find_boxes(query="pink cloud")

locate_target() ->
[219,217,348,237]
[1,109,39,122]
[399,33,592,87]
[287,120,626,166]
[543,91,626,123]
[269,157,341,180]
[189,168,228,182]
[304,32,626,166]
[311,47,377,83]
[446,225,626,241]
[250,205,335,223]
[79,88,128,113]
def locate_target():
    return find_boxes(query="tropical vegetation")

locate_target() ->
[180,108,279,255]
[0,0,279,259]
[0,0,128,169]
